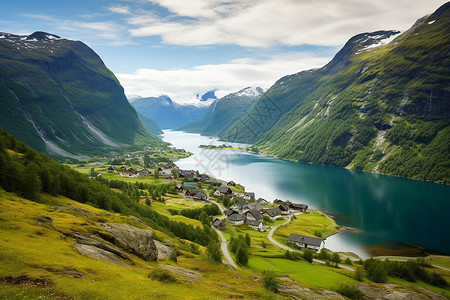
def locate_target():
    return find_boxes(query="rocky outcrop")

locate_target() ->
[73,244,127,266]
[356,282,448,300]
[158,265,200,282]
[53,206,95,217]
[154,240,176,261]
[99,223,158,261]
[278,282,346,300]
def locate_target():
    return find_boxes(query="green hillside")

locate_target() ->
[180,87,263,136]
[223,4,450,183]
[0,31,161,157]
[137,111,163,135]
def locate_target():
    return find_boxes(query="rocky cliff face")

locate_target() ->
[0,31,159,157]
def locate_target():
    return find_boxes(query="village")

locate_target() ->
[106,161,326,252]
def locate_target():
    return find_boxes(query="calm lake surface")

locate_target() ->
[162,130,450,258]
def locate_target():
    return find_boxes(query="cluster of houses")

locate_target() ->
[213,198,309,232]
[107,164,180,180]
[107,166,151,178]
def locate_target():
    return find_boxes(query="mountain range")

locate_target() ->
[0,31,160,157]
[131,95,212,129]
[179,86,264,136]
[218,3,450,183]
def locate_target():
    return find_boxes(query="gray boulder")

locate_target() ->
[99,223,158,261]
[154,240,176,260]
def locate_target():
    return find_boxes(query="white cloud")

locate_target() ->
[108,5,132,15]
[127,0,447,47]
[116,52,331,103]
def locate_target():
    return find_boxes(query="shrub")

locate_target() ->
[207,241,222,263]
[354,266,364,281]
[317,249,329,260]
[148,268,177,283]
[262,271,278,293]
[335,284,364,300]
[303,249,314,263]
[345,258,353,265]
[314,230,322,237]
[331,253,341,264]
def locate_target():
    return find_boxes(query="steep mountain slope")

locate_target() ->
[0,31,160,157]
[131,95,211,129]
[224,3,450,183]
[179,87,263,136]
[137,111,163,135]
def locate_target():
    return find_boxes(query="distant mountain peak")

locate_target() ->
[235,86,264,97]
[26,31,61,41]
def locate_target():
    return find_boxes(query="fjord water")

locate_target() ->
[162,130,450,257]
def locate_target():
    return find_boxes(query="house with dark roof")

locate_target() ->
[230,200,249,212]
[227,181,236,186]
[245,209,263,221]
[227,213,246,225]
[185,189,198,197]
[246,218,263,231]
[212,217,226,231]
[215,186,232,195]
[288,233,323,251]
[225,209,239,217]
[193,192,207,202]
[279,204,291,214]
[289,203,308,212]
[247,202,263,212]
[107,166,117,173]
[243,192,255,201]
[256,198,269,205]
[273,199,284,204]
[262,207,282,220]
[175,184,183,192]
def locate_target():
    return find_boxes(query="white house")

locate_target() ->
[288,233,323,251]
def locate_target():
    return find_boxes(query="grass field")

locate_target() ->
[248,256,357,289]
[0,190,284,299]
[274,211,340,242]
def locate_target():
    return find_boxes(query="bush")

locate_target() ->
[317,249,329,260]
[148,268,177,283]
[331,253,341,264]
[345,258,353,265]
[262,271,278,293]
[207,241,222,263]
[314,230,322,237]
[303,249,314,263]
[354,266,364,281]
[335,284,364,300]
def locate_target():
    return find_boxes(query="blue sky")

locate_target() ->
[1,0,446,102]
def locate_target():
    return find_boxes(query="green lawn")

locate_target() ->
[274,211,340,241]
[429,256,450,270]
[248,256,357,289]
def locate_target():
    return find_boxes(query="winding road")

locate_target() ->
[267,213,355,271]
[210,200,238,269]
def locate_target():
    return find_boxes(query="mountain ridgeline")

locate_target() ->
[179,86,263,136]
[131,95,212,129]
[0,31,161,157]
[219,3,450,183]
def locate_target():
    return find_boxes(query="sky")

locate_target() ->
[0,0,447,103]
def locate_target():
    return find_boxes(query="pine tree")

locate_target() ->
[22,162,41,201]
[245,233,251,246]
[236,245,249,266]
[207,241,222,263]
